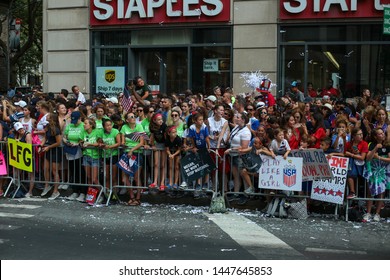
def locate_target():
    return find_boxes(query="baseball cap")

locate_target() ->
[14,122,23,131]
[14,100,27,108]
[70,111,81,124]
[256,101,266,109]
[205,95,217,102]
[106,97,119,104]
[291,81,298,87]
[322,103,333,111]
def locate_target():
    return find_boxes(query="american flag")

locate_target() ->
[121,84,134,113]
[125,132,150,142]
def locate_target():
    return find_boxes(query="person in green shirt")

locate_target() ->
[94,104,109,131]
[120,111,145,206]
[63,111,86,202]
[100,118,121,193]
[81,118,103,200]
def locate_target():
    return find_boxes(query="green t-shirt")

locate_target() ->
[101,128,120,157]
[81,129,103,159]
[120,123,144,152]
[141,118,151,136]
[176,122,184,138]
[95,116,110,131]
[64,123,85,144]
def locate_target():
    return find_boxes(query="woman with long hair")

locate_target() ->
[20,105,36,133]
[40,114,63,200]
[372,107,390,142]
[309,113,326,149]
[363,128,390,222]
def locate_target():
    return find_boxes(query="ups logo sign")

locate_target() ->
[105,70,115,83]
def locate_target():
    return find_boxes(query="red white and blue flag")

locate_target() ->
[121,84,134,113]
[283,164,297,187]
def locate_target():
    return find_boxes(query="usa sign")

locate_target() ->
[90,0,231,26]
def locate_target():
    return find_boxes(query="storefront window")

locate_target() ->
[279,24,390,98]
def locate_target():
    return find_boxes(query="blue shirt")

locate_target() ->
[188,123,209,148]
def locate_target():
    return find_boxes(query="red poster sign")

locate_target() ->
[280,0,390,20]
[90,0,231,26]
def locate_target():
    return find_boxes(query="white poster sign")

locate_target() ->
[96,66,125,96]
[311,156,349,205]
[290,149,333,181]
[203,59,218,72]
[258,156,303,192]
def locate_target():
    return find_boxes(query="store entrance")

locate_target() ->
[136,48,188,96]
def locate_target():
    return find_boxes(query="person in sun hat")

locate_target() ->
[255,79,276,107]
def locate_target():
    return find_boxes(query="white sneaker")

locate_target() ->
[24,192,32,198]
[76,193,86,202]
[362,213,371,222]
[41,186,53,196]
[59,184,69,190]
[48,191,60,200]
[244,186,254,195]
[373,213,381,222]
[67,192,79,201]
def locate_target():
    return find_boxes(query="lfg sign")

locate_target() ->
[280,0,390,20]
[90,0,230,26]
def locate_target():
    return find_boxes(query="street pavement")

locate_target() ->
[0,196,390,260]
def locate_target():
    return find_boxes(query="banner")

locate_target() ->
[290,149,333,181]
[7,139,33,172]
[96,66,126,97]
[311,156,349,205]
[181,149,216,182]
[258,156,303,192]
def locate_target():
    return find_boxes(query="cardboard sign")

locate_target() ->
[311,156,349,205]
[258,156,303,192]
[181,149,216,182]
[7,138,33,172]
[0,151,8,175]
[290,149,333,181]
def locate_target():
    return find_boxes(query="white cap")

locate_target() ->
[323,103,333,111]
[14,100,27,108]
[14,122,23,131]
[205,95,217,102]
[106,97,119,104]
[256,101,266,109]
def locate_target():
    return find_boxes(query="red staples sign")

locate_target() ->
[90,0,231,26]
[280,0,390,20]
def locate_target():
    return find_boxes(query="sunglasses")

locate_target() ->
[149,110,154,113]
[247,108,254,111]
[137,109,144,112]
[171,114,179,117]
[261,112,267,115]
[128,116,136,119]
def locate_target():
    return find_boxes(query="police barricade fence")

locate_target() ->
[1,140,389,221]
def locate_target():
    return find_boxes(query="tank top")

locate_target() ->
[20,118,33,133]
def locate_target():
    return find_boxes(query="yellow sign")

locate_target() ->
[105,70,116,83]
[7,138,33,172]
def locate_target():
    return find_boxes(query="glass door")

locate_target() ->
[136,48,188,95]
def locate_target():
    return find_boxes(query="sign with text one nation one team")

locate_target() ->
[258,156,303,192]
[311,156,349,205]
[290,149,333,181]
[7,139,33,172]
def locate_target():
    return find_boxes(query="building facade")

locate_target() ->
[43,0,390,98]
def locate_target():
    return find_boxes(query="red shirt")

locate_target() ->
[322,87,339,97]
[310,127,326,149]
[345,140,369,154]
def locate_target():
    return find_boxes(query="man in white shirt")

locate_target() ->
[72,85,86,106]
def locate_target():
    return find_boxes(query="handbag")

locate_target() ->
[209,192,227,214]
[241,152,262,173]
[285,199,308,219]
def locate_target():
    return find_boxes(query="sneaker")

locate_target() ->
[172,184,178,190]
[202,184,208,191]
[41,186,53,196]
[373,213,381,222]
[193,184,201,199]
[347,193,356,199]
[24,192,32,198]
[76,193,86,202]
[362,213,371,222]
[48,191,60,200]
[179,182,187,190]
[67,192,79,201]
[58,184,69,190]
[244,186,254,195]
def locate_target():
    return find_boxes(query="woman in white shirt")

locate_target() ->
[225,112,251,197]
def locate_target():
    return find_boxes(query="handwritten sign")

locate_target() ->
[7,138,33,172]
[290,149,333,181]
[181,149,216,182]
[311,156,349,205]
[258,156,303,191]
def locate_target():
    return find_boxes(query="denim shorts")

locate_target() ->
[82,156,100,167]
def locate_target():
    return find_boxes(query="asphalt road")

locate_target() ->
[1,196,390,260]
